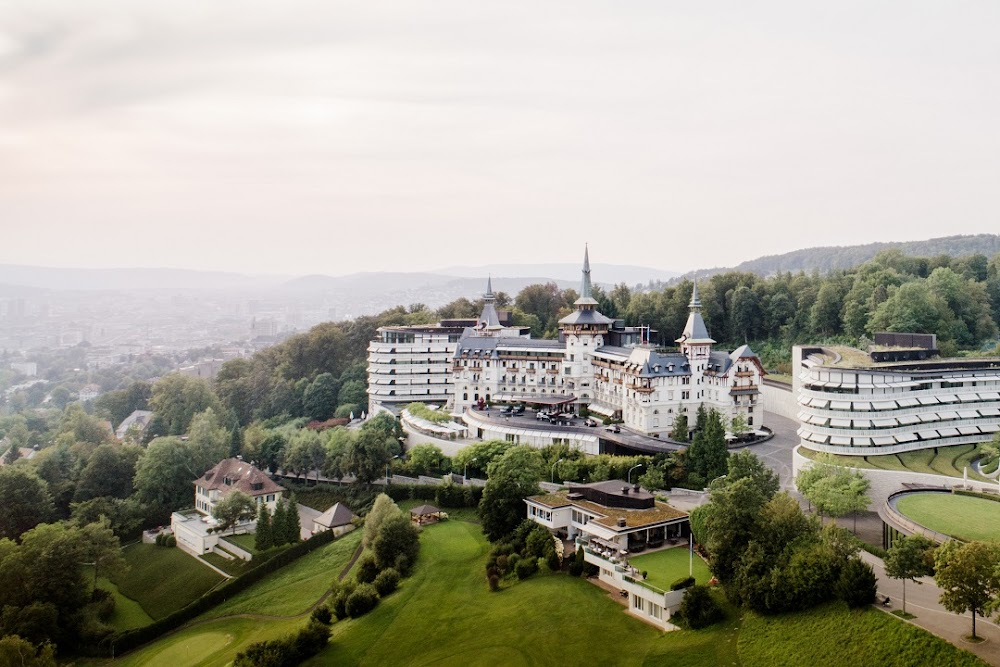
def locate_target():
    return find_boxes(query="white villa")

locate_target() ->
[526,480,691,630]
[368,247,766,439]
[171,457,284,557]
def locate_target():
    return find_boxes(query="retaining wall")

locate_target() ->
[761,381,798,422]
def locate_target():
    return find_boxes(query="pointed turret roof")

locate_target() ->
[477,276,502,330]
[574,245,599,307]
[560,245,613,327]
[676,278,715,345]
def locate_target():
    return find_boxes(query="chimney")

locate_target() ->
[621,486,629,495]
[617,518,626,527]
[633,484,640,492]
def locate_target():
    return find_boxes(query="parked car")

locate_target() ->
[584,418,598,427]
[513,405,526,415]
[605,424,621,433]
[536,411,550,420]
[499,405,514,415]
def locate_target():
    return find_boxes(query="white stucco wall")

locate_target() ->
[761,382,798,422]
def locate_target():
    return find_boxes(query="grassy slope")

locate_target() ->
[895,493,1000,542]
[201,529,362,619]
[92,574,154,632]
[314,520,739,667]
[111,544,224,620]
[739,602,986,666]
[83,532,362,667]
[803,444,991,481]
[628,547,712,591]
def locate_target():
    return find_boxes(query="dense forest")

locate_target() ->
[670,233,1000,284]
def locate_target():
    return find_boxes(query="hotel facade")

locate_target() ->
[369,248,765,438]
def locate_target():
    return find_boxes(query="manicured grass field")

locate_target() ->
[314,520,741,666]
[895,492,1000,542]
[627,545,712,591]
[111,544,225,620]
[92,574,154,631]
[739,601,986,666]
[222,533,258,553]
[201,529,362,619]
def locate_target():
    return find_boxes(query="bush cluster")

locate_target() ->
[154,532,176,547]
[233,615,332,666]
[670,576,695,591]
[485,520,560,589]
[678,585,724,629]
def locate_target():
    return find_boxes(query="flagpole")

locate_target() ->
[689,532,693,578]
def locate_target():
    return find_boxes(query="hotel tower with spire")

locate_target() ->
[369,247,764,438]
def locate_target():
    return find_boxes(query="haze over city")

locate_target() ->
[3,1,999,276]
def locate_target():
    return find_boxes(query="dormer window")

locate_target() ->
[224,476,233,485]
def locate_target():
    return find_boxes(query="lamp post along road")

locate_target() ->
[551,458,564,484]
[627,463,643,486]
[464,457,478,481]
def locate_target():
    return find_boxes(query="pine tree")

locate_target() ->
[286,494,302,543]
[272,497,288,547]
[229,426,243,458]
[255,504,273,551]
[670,412,689,442]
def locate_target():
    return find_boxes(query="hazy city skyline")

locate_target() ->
[2,1,999,276]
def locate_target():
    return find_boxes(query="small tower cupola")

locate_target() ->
[558,245,614,332]
[676,278,716,356]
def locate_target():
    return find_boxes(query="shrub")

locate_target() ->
[155,533,164,546]
[670,576,696,591]
[507,553,520,575]
[355,553,380,584]
[546,549,561,572]
[374,568,400,597]
[568,560,584,577]
[488,574,500,591]
[166,535,176,547]
[90,588,115,622]
[331,580,356,620]
[837,558,877,608]
[495,555,509,576]
[234,619,330,667]
[679,585,724,629]
[310,606,333,626]
[346,583,379,618]
[516,558,538,580]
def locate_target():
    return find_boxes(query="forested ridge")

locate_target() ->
[213,248,1000,424]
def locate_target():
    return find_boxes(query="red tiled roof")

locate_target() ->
[195,458,284,498]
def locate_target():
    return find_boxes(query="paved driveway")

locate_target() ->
[297,503,321,541]
[742,412,801,492]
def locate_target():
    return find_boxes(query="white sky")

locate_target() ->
[1,1,998,276]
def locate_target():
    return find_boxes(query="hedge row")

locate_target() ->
[94,530,337,657]
[954,489,1000,503]
[383,482,483,508]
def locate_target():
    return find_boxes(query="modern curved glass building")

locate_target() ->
[794,336,1000,456]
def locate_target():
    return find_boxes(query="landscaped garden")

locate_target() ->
[628,545,712,591]
[110,543,225,620]
[895,492,1000,542]
[800,443,992,482]
[81,517,987,667]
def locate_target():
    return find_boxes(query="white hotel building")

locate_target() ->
[794,335,1000,456]
[369,248,765,437]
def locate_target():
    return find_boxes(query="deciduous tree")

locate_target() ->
[934,540,1000,639]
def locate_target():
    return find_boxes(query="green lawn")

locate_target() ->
[628,546,712,592]
[111,544,225,620]
[895,492,1000,542]
[200,529,362,619]
[804,445,991,481]
[314,520,740,667]
[739,601,986,666]
[90,573,154,632]
[221,533,258,553]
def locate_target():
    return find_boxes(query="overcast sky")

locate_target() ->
[1,1,998,277]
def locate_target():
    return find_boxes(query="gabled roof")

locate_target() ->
[730,344,758,360]
[314,502,355,529]
[195,458,284,498]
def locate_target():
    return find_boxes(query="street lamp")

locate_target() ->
[627,463,643,485]
[385,455,400,484]
[551,458,564,484]
[464,457,478,481]
[708,474,728,491]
